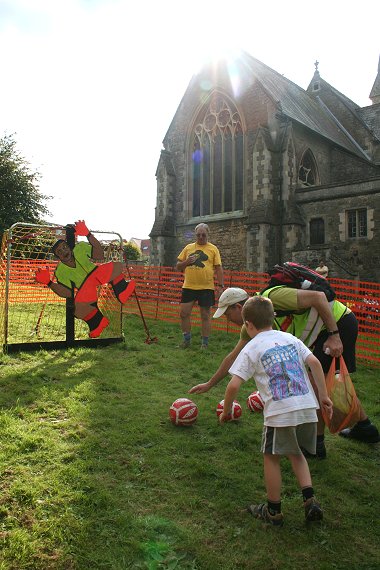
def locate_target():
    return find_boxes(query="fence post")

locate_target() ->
[65,225,76,346]
[155,264,162,320]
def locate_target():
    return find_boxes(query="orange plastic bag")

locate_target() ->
[322,356,361,434]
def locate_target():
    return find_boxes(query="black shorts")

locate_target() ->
[180,288,215,308]
[312,311,358,373]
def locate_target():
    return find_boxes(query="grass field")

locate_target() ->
[0,315,379,570]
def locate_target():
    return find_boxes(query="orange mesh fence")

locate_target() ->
[4,259,61,304]
[123,266,380,366]
[2,260,380,365]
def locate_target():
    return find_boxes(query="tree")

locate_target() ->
[0,133,50,239]
[123,241,140,261]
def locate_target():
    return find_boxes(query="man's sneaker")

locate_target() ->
[316,440,327,459]
[179,340,191,349]
[200,344,208,350]
[339,422,380,443]
[247,503,284,527]
[304,498,323,522]
[301,440,327,460]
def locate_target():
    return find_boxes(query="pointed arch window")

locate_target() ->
[191,94,244,217]
[298,149,319,187]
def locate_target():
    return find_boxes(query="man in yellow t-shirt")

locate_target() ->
[176,223,223,349]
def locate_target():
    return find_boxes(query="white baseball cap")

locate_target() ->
[213,287,249,319]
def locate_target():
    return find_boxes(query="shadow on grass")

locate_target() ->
[0,316,201,568]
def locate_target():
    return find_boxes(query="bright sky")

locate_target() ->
[1,0,379,240]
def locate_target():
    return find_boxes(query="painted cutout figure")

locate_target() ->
[35,220,135,337]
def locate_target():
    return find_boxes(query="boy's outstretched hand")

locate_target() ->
[188,382,210,394]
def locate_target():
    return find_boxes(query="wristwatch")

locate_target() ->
[327,330,339,336]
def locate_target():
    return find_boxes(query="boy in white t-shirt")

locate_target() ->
[219,296,333,526]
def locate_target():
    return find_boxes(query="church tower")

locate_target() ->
[370,55,380,105]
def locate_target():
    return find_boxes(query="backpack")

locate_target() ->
[261,261,336,302]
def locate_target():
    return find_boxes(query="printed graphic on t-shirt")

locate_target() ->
[191,250,208,268]
[261,343,309,401]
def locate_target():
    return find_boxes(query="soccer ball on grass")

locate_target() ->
[170,398,198,426]
[216,399,242,421]
[247,391,264,412]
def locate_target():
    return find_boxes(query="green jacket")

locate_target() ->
[260,286,349,347]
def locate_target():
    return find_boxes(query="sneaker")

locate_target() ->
[247,503,284,527]
[179,340,191,349]
[316,440,327,459]
[200,344,208,350]
[304,498,323,522]
[339,423,380,443]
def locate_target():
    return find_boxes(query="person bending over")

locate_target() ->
[190,286,379,457]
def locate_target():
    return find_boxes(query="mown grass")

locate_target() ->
[5,298,122,345]
[0,314,379,570]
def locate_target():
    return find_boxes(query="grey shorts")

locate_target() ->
[261,423,317,456]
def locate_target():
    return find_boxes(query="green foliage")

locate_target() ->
[0,133,50,239]
[123,240,141,261]
[0,317,379,569]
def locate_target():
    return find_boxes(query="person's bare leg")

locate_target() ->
[180,301,194,334]
[200,306,211,347]
[247,454,284,525]
[263,454,282,502]
[179,301,195,347]
[288,454,312,489]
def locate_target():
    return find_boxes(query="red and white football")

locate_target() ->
[247,391,264,413]
[169,398,198,426]
[216,399,242,421]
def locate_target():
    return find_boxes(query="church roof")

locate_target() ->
[369,55,380,103]
[165,51,376,161]
[359,105,380,140]
[238,52,370,159]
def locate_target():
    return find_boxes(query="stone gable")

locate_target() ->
[150,52,380,281]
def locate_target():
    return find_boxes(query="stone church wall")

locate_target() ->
[295,178,380,280]
[151,58,380,281]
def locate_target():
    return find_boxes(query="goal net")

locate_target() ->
[0,222,124,352]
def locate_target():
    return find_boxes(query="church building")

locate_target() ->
[150,51,380,281]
